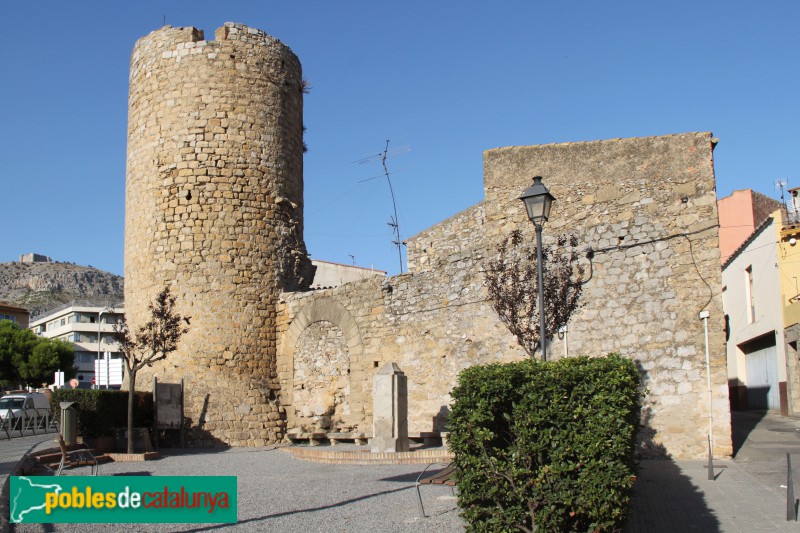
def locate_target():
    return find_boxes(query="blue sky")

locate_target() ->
[1,1,798,276]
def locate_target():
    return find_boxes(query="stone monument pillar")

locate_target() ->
[371,363,409,453]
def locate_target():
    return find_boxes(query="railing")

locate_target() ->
[29,300,124,321]
[0,408,58,439]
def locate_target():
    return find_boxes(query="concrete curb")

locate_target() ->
[285,446,453,465]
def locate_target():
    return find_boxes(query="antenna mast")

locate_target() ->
[777,178,788,209]
[355,139,409,274]
[380,140,404,273]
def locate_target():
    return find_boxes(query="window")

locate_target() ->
[76,352,94,363]
[745,266,755,323]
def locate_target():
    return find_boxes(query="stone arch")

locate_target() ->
[278,298,365,432]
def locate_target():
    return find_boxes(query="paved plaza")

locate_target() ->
[2,411,800,532]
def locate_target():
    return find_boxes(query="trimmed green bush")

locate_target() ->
[51,389,153,438]
[448,354,641,532]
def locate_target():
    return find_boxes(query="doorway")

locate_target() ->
[743,333,779,410]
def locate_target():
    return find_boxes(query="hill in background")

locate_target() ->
[0,261,123,318]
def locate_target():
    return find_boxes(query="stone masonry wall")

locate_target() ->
[125,23,313,446]
[279,132,732,459]
[277,265,518,439]
[292,320,351,432]
[480,133,730,458]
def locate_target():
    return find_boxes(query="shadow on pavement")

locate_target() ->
[176,485,414,533]
[731,410,767,457]
[624,459,720,532]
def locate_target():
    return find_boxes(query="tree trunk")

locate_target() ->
[127,367,136,454]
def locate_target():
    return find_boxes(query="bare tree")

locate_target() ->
[113,287,189,453]
[484,230,584,360]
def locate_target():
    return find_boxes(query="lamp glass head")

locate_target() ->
[519,176,555,224]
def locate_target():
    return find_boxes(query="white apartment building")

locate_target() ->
[30,302,124,388]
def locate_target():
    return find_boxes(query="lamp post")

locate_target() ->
[97,309,105,390]
[97,307,113,389]
[519,176,555,361]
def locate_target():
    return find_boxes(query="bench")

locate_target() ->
[54,435,100,476]
[324,432,369,446]
[287,431,369,446]
[415,462,457,517]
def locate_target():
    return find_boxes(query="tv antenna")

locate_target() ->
[354,139,410,273]
[777,178,788,209]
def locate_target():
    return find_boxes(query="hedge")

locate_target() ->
[50,389,154,438]
[448,354,641,532]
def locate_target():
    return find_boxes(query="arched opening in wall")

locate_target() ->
[293,320,352,432]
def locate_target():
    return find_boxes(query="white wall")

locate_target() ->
[723,216,786,387]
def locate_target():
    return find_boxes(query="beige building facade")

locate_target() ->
[0,302,30,329]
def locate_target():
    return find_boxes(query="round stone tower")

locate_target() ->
[124,23,314,446]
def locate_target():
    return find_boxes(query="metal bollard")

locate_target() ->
[707,435,714,481]
[788,454,796,522]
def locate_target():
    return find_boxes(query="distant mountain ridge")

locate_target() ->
[0,261,124,318]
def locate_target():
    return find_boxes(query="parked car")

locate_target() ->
[0,392,51,420]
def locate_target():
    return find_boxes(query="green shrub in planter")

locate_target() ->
[51,389,153,438]
[448,354,641,532]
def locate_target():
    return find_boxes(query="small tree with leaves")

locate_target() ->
[484,229,585,360]
[113,287,188,453]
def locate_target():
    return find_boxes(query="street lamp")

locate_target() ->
[97,306,113,389]
[519,176,555,361]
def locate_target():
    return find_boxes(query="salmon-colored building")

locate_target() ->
[718,189,781,265]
